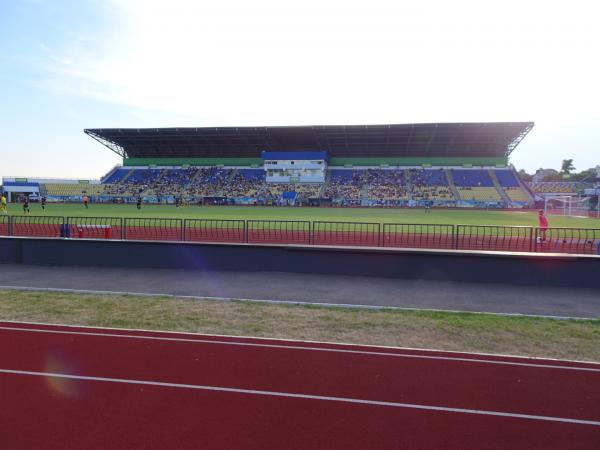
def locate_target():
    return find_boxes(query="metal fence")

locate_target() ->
[383,224,455,249]
[1,215,599,256]
[0,215,9,236]
[123,218,183,241]
[184,219,245,243]
[535,227,600,255]
[456,225,534,252]
[10,216,65,238]
[247,220,311,244]
[67,216,124,240]
[312,221,381,246]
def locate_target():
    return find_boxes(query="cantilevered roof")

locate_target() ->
[85,122,534,159]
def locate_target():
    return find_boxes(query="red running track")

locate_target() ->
[0,322,599,449]
[4,223,600,254]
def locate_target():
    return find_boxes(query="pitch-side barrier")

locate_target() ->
[0,215,599,255]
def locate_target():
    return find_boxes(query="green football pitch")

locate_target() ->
[6,203,600,228]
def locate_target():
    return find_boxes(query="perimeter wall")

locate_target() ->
[1,237,598,289]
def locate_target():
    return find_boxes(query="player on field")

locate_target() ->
[82,195,89,209]
[538,209,549,243]
[136,196,142,210]
[23,196,30,214]
[0,194,7,214]
[41,196,46,210]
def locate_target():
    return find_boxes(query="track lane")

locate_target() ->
[0,322,599,424]
[1,371,599,450]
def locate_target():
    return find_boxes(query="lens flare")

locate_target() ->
[44,354,82,399]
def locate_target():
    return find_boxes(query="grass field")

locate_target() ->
[1,289,599,361]
[6,203,600,228]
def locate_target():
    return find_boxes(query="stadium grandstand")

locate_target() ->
[4,122,537,208]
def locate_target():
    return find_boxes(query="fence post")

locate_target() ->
[308,221,313,245]
[377,223,382,247]
[182,219,187,242]
[528,227,533,253]
[63,216,68,239]
[123,218,128,240]
[243,220,248,243]
[8,216,13,237]
[533,228,538,252]
[453,225,459,250]
[119,218,124,240]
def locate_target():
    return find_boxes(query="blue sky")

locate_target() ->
[1,0,599,179]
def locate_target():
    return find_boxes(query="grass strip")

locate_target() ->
[1,289,599,362]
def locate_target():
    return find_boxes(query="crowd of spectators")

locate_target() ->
[323,170,363,200]
[365,169,409,200]
[261,183,321,202]
[223,171,265,197]
[101,166,529,204]
[186,168,230,197]
[409,169,454,201]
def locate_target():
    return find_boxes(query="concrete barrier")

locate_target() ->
[0,236,599,289]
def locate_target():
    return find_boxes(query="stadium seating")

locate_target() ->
[409,169,455,201]
[324,170,363,201]
[457,187,502,201]
[366,169,409,200]
[96,165,535,205]
[451,170,494,187]
[527,182,583,194]
[262,183,321,200]
[504,187,531,202]
[494,170,520,187]
[494,170,531,203]
[103,168,130,184]
[223,169,265,197]
[44,183,107,197]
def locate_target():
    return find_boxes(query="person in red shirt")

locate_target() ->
[538,210,549,242]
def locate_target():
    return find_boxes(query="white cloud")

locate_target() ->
[40,0,600,169]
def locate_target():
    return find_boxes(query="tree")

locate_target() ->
[571,167,599,182]
[534,168,561,182]
[517,169,532,182]
[560,159,575,175]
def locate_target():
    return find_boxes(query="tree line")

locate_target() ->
[517,159,599,182]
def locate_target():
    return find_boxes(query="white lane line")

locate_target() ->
[1,368,598,427]
[1,325,600,373]
[5,319,599,366]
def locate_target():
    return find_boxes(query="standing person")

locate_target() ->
[41,196,46,211]
[136,196,142,210]
[0,194,7,215]
[23,196,30,214]
[82,195,89,209]
[538,209,549,243]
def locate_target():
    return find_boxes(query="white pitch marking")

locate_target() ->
[0,368,598,427]
[1,325,599,373]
